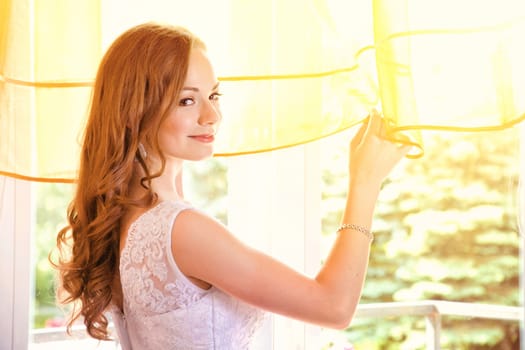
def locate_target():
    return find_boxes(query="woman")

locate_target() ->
[53,22,410,349]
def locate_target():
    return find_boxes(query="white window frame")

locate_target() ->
[227,143,322,350]
[0,177,33,350]
[519,124,525,349]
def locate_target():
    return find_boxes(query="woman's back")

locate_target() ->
[110,200,265,349]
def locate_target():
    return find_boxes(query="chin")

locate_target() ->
[188,151,214,161]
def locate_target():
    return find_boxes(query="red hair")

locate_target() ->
[51,23,205,340]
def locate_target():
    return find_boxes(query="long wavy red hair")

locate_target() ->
[51,23,205,340]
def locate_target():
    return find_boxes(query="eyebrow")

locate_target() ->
[182,82,220,92]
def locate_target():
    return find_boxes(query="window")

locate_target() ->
[318,127,523,349]
[1,125,524,349]
[2,1,524,348]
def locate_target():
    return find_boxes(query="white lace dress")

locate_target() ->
[109,200,265,349]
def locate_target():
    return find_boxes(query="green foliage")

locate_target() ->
[184,158,228,223]
[34,182,74,328]
[321,128,521,349]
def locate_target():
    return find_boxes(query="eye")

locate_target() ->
[179,97,195,106]
[209,92,222,101]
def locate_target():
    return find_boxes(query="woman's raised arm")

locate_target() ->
[172,110,410,329]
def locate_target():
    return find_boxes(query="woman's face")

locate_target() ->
[158,48,222,162]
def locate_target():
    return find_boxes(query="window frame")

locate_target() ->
[0,177,33,350]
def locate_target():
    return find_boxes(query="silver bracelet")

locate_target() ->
[336,223,374,242]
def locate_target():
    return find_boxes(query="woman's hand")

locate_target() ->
[349,109,411,186]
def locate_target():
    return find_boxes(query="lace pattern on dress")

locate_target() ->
[115,200,265,349]
[120,201,206,316]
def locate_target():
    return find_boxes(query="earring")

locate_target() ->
[138,142,147,159]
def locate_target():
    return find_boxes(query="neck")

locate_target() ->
[130,159,184,202]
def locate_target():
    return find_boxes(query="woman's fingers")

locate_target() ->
[348,109,414,184]
[351,109,383,150]
[350,116,369,150]
[364,109,383,139]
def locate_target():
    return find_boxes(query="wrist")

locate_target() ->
[348,178,381,198]
[337,223,374,242]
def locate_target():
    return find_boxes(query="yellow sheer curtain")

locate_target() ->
[0,0,100,182]
[374,0,525,152]
[1,0,524,182]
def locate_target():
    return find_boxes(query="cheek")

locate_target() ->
[162,114,189,136]
[159,115,196,152]
[158,119,180,150]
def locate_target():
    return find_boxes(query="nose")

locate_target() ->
[199,99,221,126]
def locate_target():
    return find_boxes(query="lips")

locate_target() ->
[189,134,215,143]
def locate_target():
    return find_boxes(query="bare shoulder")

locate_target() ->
[170,207,235,261]
[169,208,233,286]
[173,207,226,236]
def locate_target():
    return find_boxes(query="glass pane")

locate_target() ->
[320,127,521,349]
[33,182,73,330]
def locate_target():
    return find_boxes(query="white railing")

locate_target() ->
[30,300,523,349]
[354,300,524,350]
[30,325,119,349]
